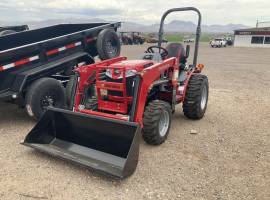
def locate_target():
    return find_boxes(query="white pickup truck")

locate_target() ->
[210,38,227,48]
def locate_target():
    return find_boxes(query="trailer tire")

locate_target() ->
[183,74,209,119]
[96,29,121,60]
[25,78,66,120]
[142,100,172,145]
[0,30,17,36]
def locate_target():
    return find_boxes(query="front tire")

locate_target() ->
[183,74,209,119]
[142,100,172,145]
[25,78,66,120]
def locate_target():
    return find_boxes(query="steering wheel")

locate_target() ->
[146,46,168,59]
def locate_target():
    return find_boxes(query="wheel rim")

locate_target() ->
[159,110,170,137]
[200,85,208,110]
[105,38,118,57]
[40,92,57,110]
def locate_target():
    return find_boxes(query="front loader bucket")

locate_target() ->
[22,107,140,179]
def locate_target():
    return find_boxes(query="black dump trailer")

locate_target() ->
[0,25,29,36]
[0,22,121,119]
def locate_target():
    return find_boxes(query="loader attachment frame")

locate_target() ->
[22,107,140,179]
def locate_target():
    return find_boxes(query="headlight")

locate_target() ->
[106,69,137,79]
[126,70,137,77]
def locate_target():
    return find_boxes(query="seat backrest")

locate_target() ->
[166,43,187,65]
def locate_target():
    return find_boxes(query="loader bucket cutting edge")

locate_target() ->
[21,107,140,179]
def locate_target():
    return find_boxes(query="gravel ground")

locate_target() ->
[0,43,269,200]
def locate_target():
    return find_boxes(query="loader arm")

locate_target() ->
[134,57,178,126]
[74,56,127,110]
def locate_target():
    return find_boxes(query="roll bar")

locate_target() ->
[158,7,202,67]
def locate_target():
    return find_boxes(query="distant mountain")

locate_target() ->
[202,23,250,33]
[120,20,250,33]
[0,18,250,33]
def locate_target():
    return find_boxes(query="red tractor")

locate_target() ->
[23,7,208,179]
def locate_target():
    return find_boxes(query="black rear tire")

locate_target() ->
[96,29,121,60]
[25,78,66,120]
[183,74,209,119]
[142,100,172,145]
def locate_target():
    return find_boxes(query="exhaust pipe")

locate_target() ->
[22,107,140,179]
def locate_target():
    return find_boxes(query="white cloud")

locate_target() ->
[0,0,269,26]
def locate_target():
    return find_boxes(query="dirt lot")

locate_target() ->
[0,43,269,200]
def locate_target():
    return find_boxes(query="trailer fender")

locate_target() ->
[11,52,93,96]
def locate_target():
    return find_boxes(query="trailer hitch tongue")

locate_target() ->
[21,107,140,179]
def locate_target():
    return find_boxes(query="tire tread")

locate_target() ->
[142,100,172,145]
[183,74,208,119]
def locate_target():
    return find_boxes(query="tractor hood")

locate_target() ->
[109,60,154,71]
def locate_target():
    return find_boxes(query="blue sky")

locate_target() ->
[0,0,269,26]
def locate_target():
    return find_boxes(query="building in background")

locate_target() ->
[234,27,270,48]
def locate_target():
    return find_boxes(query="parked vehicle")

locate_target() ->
[131,32,145,44]
[0,25,29,36]
[146,35,168,43]
[23,7,209,179]
[120,32,145,45]
[210,38,227,48]
[120,32,133,45]
[183,38,195,43]
[0,22,121,119]
[225,37,233,46]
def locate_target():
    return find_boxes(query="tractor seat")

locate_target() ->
[166,43,187,68]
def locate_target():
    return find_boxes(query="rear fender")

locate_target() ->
[181,68,203,101]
